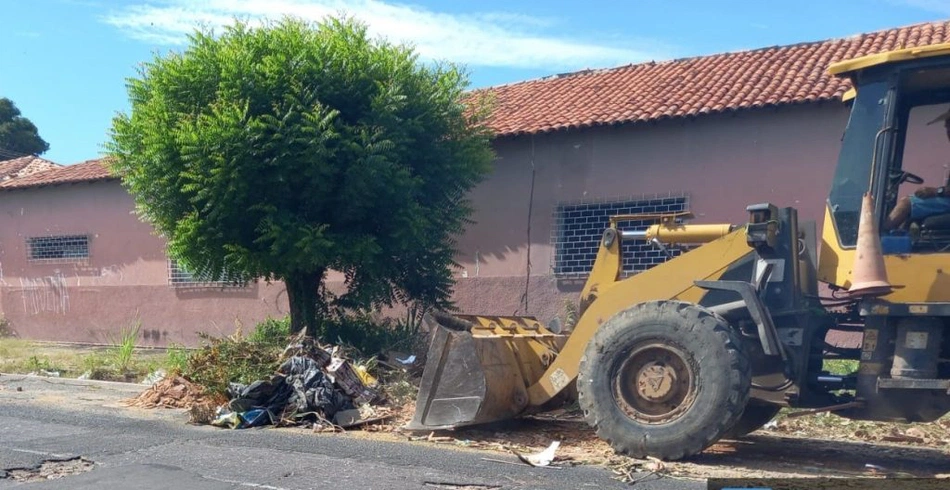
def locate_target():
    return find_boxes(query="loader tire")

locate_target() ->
[577,300,750,461]
[722,402,781,439]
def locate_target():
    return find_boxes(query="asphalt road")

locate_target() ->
[0,374,701,490]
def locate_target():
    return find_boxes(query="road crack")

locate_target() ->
[423,482,503,489]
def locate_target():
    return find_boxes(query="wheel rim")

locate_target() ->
[612,341,697,424]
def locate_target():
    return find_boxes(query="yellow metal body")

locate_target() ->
[406,313,567,430]
[407,217,744,429]
[817,205,950,302]
[645,223,735,243]
[464,314,565,382]
[529,223,748,405]
[580,216,735,306]
[828,42,950,76]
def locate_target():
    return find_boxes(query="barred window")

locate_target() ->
[552,195,689,277]
[168,258,246,288]
[26,235,89,262]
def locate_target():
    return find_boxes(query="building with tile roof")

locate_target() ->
[3,19,950,346]
[0,155,61,183]
[477,19,950,137]
[0,157,113,190]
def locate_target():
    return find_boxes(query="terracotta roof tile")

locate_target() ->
[0,158,115,191]
[478,20,950,137]
[0,156,61,182]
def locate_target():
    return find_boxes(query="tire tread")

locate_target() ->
[577,300,751,460]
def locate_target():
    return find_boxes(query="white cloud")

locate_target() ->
[100,0,675,72]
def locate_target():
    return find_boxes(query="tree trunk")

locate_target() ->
[285,269,325,337]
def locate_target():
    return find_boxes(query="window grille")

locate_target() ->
[552,195,689,277]
[168,258,245,287]
[26,235,89,262]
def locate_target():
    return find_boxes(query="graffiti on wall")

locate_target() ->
[20,271,70,315]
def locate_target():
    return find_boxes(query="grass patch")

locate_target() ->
[1,339,85,376]
[0,338,167,381]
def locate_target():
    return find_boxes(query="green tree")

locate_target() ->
[105,16,495,336]
[0,98,49,157]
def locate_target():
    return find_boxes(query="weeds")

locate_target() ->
[80,353,111,379]
[247,316,291,346]
[0,315,13,337]
[181,322,289,399]
[25,354,59,373]
[106,321,141,374]
[164,343,191,375]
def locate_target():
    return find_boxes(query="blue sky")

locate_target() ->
[2,0,950,165]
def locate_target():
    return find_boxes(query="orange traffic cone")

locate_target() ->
[848,192,892,297]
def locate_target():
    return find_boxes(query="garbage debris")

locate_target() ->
[125,331,398,431]
[515,441,560,467]
[28,370,60,377]
[141,369,167,386]
[207,333,386,430]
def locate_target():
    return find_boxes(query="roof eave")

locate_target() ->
[0,176,120,192]
[492,98,837,138]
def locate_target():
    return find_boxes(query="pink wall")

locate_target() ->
[456,103,846,281]
[0,181,290,345]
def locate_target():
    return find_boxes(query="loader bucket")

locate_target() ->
[405,312,567,431]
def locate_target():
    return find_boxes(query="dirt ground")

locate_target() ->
[339,403,950,483]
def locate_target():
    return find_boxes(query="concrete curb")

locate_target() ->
[0,372,151,391]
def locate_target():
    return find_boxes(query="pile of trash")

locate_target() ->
[209,334,387,430]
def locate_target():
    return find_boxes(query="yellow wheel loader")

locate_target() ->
[407,44,950,461]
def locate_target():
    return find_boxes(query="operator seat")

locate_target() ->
[910,212,950,251]
[919,213,950,230]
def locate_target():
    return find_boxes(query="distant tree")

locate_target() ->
[0,97,49,157]
[105,16,495,336]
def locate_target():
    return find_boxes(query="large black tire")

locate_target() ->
[577,300,751,461]
[722,402,781,439]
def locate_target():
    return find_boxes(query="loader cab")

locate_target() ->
[819,44,950,301]
[828,55,950,248]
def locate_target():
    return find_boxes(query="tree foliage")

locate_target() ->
[0,97,49,157]
[106,16,495,336]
